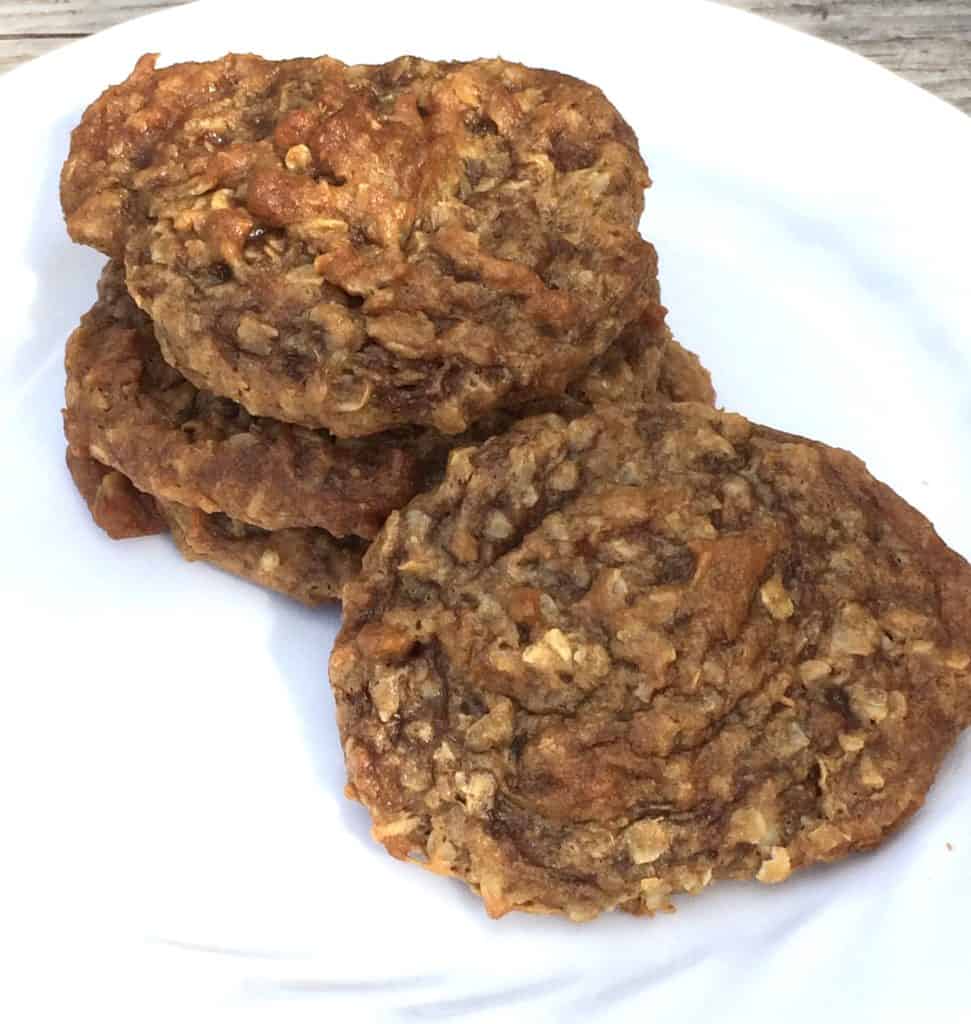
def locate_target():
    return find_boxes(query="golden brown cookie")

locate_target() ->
[62,54,657,435]
[67,450,363,604]
[159,500,364,605]
[331,402,971,920]
[64,261,426,539]
[66,445,165,540]
[64,263,714,540]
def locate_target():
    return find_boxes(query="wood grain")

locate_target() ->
[723,1,971,113]
[0,0,185,72]
[0,0,968,115]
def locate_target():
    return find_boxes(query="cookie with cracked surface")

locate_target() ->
[67,450,363,604]
[331,402,971,920]
[62,54,657,435]
[64,263,712,539]
[65,261,425,539]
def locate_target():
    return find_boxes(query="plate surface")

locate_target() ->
[1,1,970,1020]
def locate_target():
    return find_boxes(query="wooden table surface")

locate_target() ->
[1,0,968,115]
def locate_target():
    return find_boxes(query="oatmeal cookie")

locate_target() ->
[65,264,713,539]
[159,499,364,605]
[66,445,165,540]
[331,403,971,920]
[62,54,657,435]
[64,261,425,539]
[67,450,363,604]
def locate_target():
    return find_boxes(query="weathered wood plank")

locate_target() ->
[0,0,968,114]
[0,1,182,36]
[723,0,971,112]
[0,33,60,72]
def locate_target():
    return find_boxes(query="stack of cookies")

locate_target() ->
[61,54,971,922]
[61,54,712,603]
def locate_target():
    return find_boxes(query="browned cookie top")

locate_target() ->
[64,262,712,539]
[331,403,971,920]
[62,54,657,435]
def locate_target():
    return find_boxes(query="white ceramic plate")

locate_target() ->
[2,2,970,1020]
